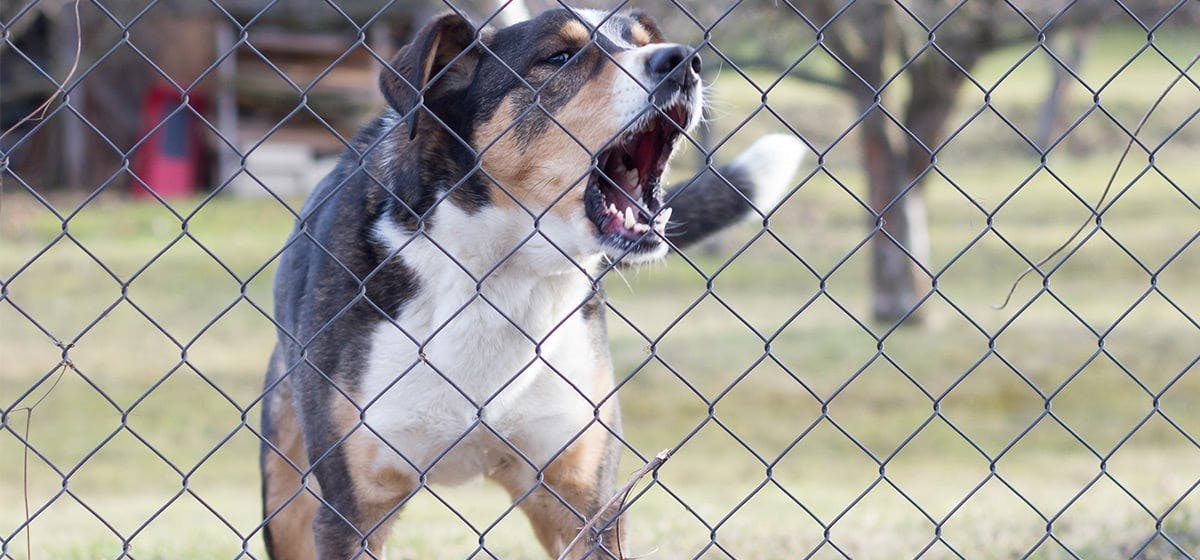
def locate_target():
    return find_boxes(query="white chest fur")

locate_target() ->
[363,204,606,485]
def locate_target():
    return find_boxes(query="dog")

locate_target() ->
[259,7,804,559]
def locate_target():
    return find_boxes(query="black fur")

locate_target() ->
[664,164,764,249]
[261,8,790,558]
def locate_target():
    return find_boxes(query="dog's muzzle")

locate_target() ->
[645,45,703,108]
[583,43,703,261]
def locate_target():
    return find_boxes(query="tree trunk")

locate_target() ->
[55,7,85,191]
[1036,25,1096,148]
[886,39,999,324]
[858,99,922,325]
[827,1,926,325]
[803,0,1016,325]
[897,53,974,302]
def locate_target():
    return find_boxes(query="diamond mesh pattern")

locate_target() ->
[3,0,1199,558]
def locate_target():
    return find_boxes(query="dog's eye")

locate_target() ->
[543,51,572,66]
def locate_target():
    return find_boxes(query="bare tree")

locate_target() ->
[642,0,1132,325]
[626,0,1010,324]
[786,0,1005,324]
[808,0,1133,323]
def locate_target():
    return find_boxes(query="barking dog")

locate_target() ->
[260,8,804,559]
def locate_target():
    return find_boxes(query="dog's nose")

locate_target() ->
[646,45,701,83]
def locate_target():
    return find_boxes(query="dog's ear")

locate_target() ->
[380,13,479,139]
[628,10,665,44]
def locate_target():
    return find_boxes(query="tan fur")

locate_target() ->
[264,383,418,559]
[330,392,417,556]
[561,20,590,45]
[629,24,651,47]
[473,62,621,221]
[421,32,443,93]
[489,424,621,559]
[263,386,320,560]
[487,357,621,560]
[335,401,416,504]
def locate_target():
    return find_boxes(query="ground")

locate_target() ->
[2,25,1199,560]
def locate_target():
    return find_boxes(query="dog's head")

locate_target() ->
[380,8,703,265]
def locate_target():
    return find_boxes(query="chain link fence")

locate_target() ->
[3,0,1200,558]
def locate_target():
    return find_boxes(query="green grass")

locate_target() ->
[3,24,1200,559]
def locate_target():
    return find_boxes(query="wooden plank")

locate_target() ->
[215,21,240,186]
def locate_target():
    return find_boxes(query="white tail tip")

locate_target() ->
[730,134,807,212]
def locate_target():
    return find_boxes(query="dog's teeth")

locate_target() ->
[608,203,619,216]
[657,207,673,224]
[632,223,650,233]
[623,207,636,229]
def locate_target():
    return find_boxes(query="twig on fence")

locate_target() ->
[994,50,1200,310]
[556,448,673,560]
[0,0,83,144]
[0,3,83,557]
[14,347,74,560]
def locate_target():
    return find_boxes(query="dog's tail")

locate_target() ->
[663,134,807,250]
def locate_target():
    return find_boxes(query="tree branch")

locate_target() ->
[737,57,849,91]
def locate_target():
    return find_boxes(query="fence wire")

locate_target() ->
[3,0,1200,559]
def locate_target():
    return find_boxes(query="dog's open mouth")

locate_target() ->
[585,105,690,256]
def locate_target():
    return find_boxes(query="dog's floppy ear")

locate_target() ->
[628,10,665,43]
[380,13,478,139]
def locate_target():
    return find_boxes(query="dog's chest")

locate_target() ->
[359,215,605,485]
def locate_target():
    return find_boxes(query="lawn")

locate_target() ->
[3,23,1200,560]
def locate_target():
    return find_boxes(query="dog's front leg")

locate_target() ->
[305,403,417,560]
[491,421,626,560]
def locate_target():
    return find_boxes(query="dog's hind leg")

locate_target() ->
[261,371,320,560]
[491,423,625,560]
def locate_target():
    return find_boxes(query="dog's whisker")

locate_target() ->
[602,254,635,293]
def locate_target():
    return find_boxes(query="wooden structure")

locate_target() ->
[0,1,430,194]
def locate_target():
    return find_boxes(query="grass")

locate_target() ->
[3,24,1200,560]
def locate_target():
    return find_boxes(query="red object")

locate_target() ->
[131,84,206,198]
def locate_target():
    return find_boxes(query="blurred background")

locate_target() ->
[2,0,1199,558]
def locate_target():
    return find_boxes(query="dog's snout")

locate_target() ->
[646,45,700,83]
[647,46,684,78]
